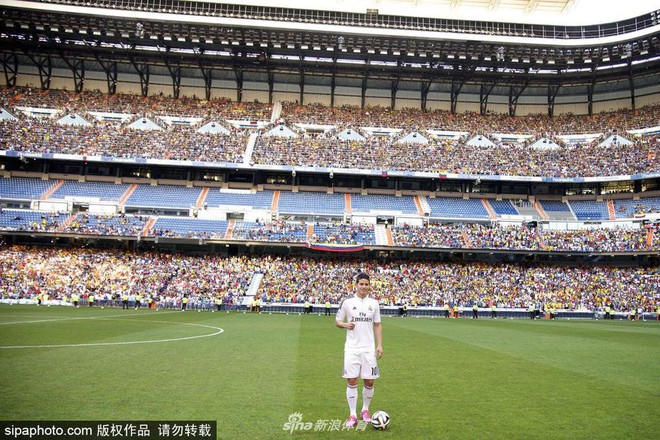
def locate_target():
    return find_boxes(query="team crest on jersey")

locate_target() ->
[368,306,373,311]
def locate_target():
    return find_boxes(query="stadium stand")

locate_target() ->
[0,209,69,231]
[613,197,660,218]
[2,248,657,317]
[277,191,346,215]
[231,220,308,243]
[350,194,419,215]
[539,200,574,221]
[570,200,610,221]
[50,181,131,202]
[311,223,376,245]
[0,177,55,200]
[427,197,490,219]
[125,185,202,209]
[150,217,229,238]
[487,199,519,216]
[64,213,148,236]
[204,189,274,210]
[2,87,658,178]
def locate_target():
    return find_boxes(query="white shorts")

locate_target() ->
[342,351,380,379]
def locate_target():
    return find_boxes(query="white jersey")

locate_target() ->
[336,295,381,352]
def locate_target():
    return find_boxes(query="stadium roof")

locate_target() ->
[220,0,659,25]
[1,0,658,107]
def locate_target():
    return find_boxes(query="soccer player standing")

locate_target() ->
[336,272,383,428]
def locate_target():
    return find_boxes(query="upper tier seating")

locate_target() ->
[613,197,660,218]
[427,197,489,219]
[0,209,69,231]
[488,199,519,216]
[278,191,345,215]
[539,200,574,221]
[150,217,228,238]
[2,87,659,178]
[231,221,308,242]
[570,200,609,221]
[0,177,54,200]
[350,194,418,214]
[64,213,148,236]
[204,190,274,210]
[312,224,376,245]
[125,185,201,209]
[50,181,130,202]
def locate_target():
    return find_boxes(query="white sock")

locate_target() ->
[346,384,358,417]
[362,385,374,411]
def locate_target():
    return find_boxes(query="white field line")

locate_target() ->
[0,310,179,326]
[0,314,224,349]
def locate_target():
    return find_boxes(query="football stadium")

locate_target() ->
[0,0,659,439]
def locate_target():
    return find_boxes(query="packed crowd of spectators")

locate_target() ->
[280,101,660,134]
[1,246,657,314]
[1,86,658,177]
[256,256,659,314]
[0,210,68,232]
[0,117,249,163]
[63,213,149,236]
[390,223,658,252]
[252,132,657,177]
[148,229,222,239]
[3,87,272,120]
[1,209,657,252]
[231,220,308,243]
[310,223,375,245]
[0,246,253,310]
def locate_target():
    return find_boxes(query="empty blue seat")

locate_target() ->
[151,217,228,238]
[204,190,274,210]
[278,192,345,214]
[570,201,609,221]
[50,181,130,202]
[488,199,518,216]
[351,194,418,214]
[540,200,571,212]
[427,197,489,219]
[0,178,54,200]
[126,185,201,208]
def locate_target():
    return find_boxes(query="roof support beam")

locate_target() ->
[298,69,305,105]
[166,61,181,99]
[480,82,497,115]
[59,56,84,94]
[234,69,243,103]
[450,63,476,114]
[628,58,636,111]
[95,55,118,95]
[508,75,531,116]
[26,53,52,90]
[200,65,213,101]
[330,73,336,108]
[1,53,19,89]
[420,78,433,112]
[130,58,150,97]
[390,76,400,110]
[587,64,597,116]
[547,82,561,118]
[267,68,275,105]
[232,48,244,103]
[298,54,305,106]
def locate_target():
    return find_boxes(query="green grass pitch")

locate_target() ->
[1,305,658,439]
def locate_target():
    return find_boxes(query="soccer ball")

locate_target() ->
[371,410,390,430]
